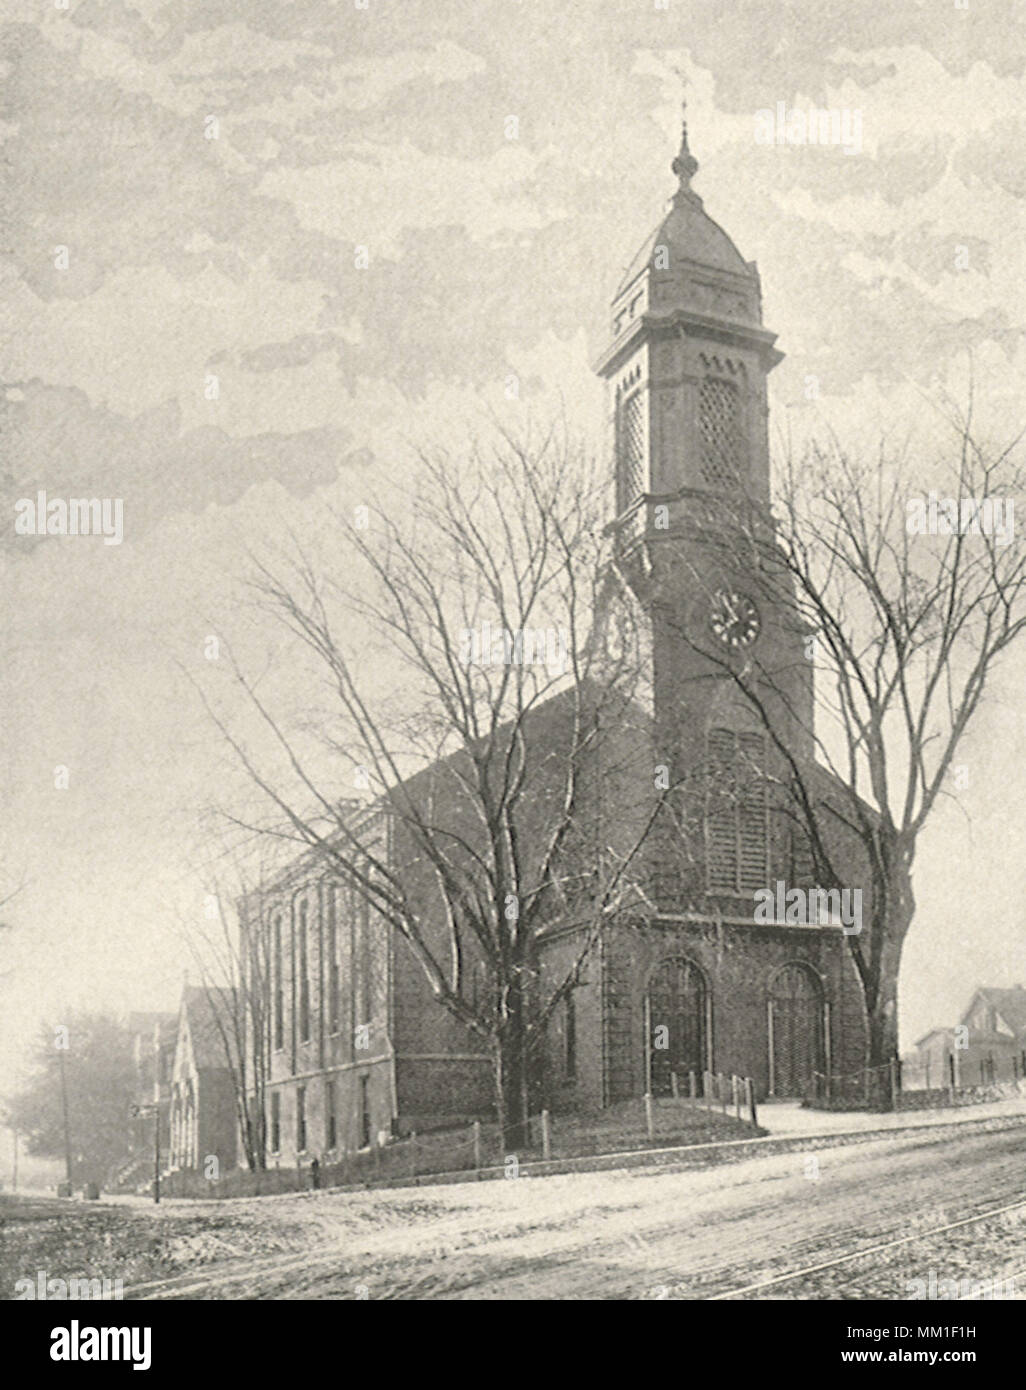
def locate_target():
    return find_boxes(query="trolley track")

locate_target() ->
[99,1111,1026,1300]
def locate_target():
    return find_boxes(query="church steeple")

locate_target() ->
[670,101,701,205]
[595,112,783,536]
[593,110,813,766]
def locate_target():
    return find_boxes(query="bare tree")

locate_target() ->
[175,870,271,1171]
[193,425,669,1147]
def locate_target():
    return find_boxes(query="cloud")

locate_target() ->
[1,379,370,551]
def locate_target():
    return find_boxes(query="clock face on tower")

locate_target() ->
[709,589,761,649]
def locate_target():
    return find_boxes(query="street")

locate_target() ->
[7,1110,1026,1300]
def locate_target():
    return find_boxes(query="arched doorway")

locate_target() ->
[646,957,708,1097]
[769,964,825,1097]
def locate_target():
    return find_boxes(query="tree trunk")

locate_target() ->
[862,861,914,1108]
[866,993,899,1105]
[495,971,530,1152]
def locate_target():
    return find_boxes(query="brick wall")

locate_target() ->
[594,917,866,1102]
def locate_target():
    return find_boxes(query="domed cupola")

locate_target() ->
[601,105,779,357]
[596,104,783,530]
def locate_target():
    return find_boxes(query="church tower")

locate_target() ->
[596,105,781,523]
[594,106,815,910]
[541,108,871,1111]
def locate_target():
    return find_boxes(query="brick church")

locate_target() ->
[241,114,871,1168]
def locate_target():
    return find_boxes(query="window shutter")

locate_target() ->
[698,378,742,487]
[617,391,646,513]
[705,729,768,893]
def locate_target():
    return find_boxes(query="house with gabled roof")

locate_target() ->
[168,985,239,1174]
[912,985,1026,1088]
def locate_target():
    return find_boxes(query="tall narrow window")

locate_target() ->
[616,390,646,514]
[326,1077,337,1150]
[564,992,577,1083]
[359,1076,371,1149]
[705,729,768,893]
[298,899,310,1042]
[698,377,743,487]
[296,1084,307,1153]
[270,1091,281,1153]
[353,893,371,1031]
[327,885,340,1033]
[273,914,284,1051]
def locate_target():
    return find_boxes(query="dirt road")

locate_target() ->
[8,1114,1026,1299]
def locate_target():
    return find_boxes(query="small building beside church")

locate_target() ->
[911,986,1026,1088]
[168,985,239,1174]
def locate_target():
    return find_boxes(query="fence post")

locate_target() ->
[472,1120,482,1174]
[719,1073,727,1116]
[732,1074,740,1120]
[644,1092,654,1140]
[410,1132,417,1180]
[541,1109,551,1161]
[745,1076,758,1128]
[689,1070,697,1100]
[823,1001,832,1103]
[889,1056,898,1109]
[670,1071,679,1100]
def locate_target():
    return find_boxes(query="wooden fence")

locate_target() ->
[154,1085,760,1199]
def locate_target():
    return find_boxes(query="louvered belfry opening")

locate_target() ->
[616,389,646,514]
[705,728,769,894]
[647,956,707,1097]
[698,376,743,487]
[770,963,825,1097]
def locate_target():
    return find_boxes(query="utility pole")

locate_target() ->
[57,1045,73,1193]
[131,1103,161,1204]
[12,1129,18,1192]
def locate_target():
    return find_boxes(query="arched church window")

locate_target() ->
[698,377,743,487]
[616,389,646,514]
[769,963,825,1097]
[646,956,708,1096]
[705,728,768,893]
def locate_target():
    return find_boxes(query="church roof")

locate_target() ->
[615,197,753,299]
[180,984,238,1072]
[967,986,1026,1036]
[613,105,758,304]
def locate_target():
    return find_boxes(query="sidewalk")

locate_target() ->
[757,1093,1026,1138]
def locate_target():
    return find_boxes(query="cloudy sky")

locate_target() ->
[2,0,1026,1097]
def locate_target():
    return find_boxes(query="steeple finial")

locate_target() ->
[671,94,700,204]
